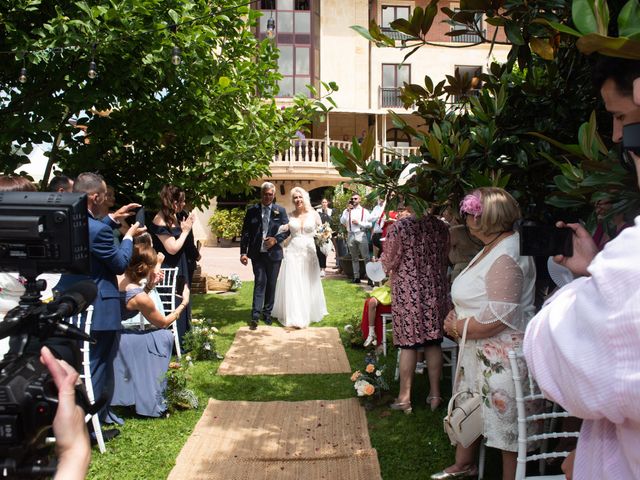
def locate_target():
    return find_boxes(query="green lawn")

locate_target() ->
[88,279,502,479]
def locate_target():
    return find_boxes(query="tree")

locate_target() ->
[0,0,333,207]
[333,0,640,218]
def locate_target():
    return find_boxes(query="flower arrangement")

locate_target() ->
[165,361,198,411]
[207,274,242,292]
[183,317,223,361]
[350,354,389,408]
[315,222,334,256]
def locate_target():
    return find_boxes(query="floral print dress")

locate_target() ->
[381,215,450,347]
[451,233,536,452]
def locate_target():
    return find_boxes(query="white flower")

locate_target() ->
[212,326,219,333]
[185,355,192,362]
[344,324,354,333]
[208,335,214,340]
[204,343,211,351]
[375,370,382,377]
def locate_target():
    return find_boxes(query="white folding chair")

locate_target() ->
[64,306,106,453]
[392,334,458,390]
[381,313,392,356]
[509,350,579,480]
[155,267,182,358]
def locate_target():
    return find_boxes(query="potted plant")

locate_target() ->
[208,207,245,246]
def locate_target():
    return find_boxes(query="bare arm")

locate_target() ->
[128,292,185,328]
[155,214,194,255]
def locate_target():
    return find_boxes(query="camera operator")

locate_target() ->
[55,173,145,437]
[524,57,640,479]
[39,346,90,480]
[339,193,371,283]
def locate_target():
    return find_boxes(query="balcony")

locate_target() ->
[270,138,419,180]
[380,87,404,108]
[450,30,485,43]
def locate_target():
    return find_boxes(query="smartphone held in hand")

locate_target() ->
[126,206,145,227]
[519,224,573,257]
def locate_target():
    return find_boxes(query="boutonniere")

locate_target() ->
[271,209,280,218]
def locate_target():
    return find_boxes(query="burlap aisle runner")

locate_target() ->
[168,398,381,480]
[217,326,351,375]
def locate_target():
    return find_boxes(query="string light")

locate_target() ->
[266,10,275,39]
[88,43,97,79]
[18,67,27,84]
[171,46,182,65]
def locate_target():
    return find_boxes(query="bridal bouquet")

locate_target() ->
[315,222,334,256]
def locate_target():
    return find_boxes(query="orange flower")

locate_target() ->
[365,364,375,373]
[351,370,361,382]
[363,384,375,396]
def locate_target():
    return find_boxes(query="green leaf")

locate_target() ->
[543,20,583,37]
[572,0,598,34]
[529,38,555,60]
[619,0,640,38]
[485,17,505,27]
[168,9,180,25]
[504,21,525,45]
[421,2,438,35]
[390,18,417,37]
[576,34,640,59]
[350,25,377,43]
[218,76,230,88]
[361,128,376,160]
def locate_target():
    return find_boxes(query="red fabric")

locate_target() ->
[360,300,392,341]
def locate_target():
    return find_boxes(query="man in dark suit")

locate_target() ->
[56,173,143,436]
[240,182,289,330]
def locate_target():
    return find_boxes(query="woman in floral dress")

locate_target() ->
[432,188,536,480]
[381,205,450,413]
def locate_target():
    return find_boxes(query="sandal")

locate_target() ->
[389,400,413,414]
[363,333,377,348]
[427,396,444,411]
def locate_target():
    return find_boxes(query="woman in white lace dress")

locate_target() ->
[272,187,328,328]
[431,188,536,480]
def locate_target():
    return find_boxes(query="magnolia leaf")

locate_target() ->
[504,21,525,45]
[361,128,376,161]
[619,0,640,38]
[390,18,418,37]
[542,20,583,37]
[486,17,506,27]
[576,34,640,59]
[529,38,555,60]
[572,0,598,34]
[351,25,377,42]
[421,2,438,34]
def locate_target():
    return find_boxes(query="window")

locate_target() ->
[259,0,317,98]
[450,10,484,43]
[380,64,410,108]
[380,5,413,41]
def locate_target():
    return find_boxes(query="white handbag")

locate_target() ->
[443,318,483,448]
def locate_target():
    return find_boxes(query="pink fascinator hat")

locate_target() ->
[459,192,483,218]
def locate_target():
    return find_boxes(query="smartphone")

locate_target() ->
[622,123,640,172]
[519,224,573,257]
[126,206,145,227]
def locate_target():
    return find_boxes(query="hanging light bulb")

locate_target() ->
[19,67,27,84]
[171,46,182,66]
[88,60,97,79]
[266,15,276,39]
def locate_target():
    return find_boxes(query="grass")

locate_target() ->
[88,279,502,479]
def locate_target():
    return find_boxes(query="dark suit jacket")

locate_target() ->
[56,214,133,331]
[240,203,289,261]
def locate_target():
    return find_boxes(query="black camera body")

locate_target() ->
[348,200,355,206]
[0,192,96,476]
[519,223,573,257]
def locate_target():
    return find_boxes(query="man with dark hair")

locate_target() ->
[47,174,74,193]
[524,56,640,479]
[56,172,143,437]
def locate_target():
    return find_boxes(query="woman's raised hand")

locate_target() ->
[180,213,195,233]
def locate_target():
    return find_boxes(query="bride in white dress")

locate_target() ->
[272,187,329,328]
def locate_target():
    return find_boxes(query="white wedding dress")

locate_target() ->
[272,213,328,328]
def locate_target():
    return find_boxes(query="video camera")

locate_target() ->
[0,192,98,477]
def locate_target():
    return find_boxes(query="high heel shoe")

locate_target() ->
[430,466,478,479]
[427,395,444,411]
[389,400,412,414]
[363,333,377,348]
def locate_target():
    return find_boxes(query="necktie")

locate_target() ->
[262,206,270,237]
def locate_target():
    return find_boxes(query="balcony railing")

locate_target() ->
[380,87,404,108]
[271,139,419,170]
[450,30,486,43]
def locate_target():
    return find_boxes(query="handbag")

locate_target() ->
[443,318,483,448]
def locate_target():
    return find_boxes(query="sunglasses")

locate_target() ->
[351,197,359,200]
